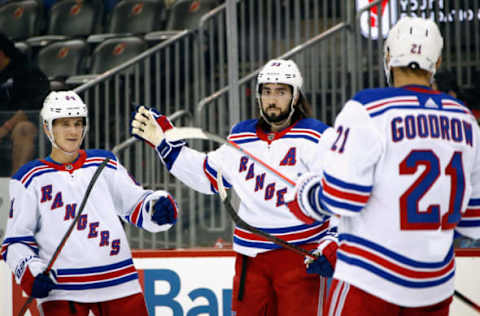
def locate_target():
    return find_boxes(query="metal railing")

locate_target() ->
[29,0,480,249]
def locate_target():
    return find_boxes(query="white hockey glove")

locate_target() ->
[286,172,330,223]
[130,105,166,148]
[130,105,186,170]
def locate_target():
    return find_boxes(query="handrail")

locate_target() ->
[73,30,191,94]
[111,110,192,155]
[75,3,230,95]
[199,3,226,26]
[196,22,349,115]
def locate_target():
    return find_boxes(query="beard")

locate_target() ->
[262,105,292,123]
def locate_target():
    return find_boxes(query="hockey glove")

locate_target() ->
[151,194,178,225]
[304,237,338,278]
[20,263,55,298]
[130,105,167,148]
[130,105,186,170]
[286,172,330,224]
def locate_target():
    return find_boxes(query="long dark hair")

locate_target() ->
[257,90,313,131]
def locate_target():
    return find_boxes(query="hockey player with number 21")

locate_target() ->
[131,59,338,315]
[287,16,480,316]
[1,91,179,316]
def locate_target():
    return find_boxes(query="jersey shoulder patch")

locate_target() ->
[84,149,118,171]
[294,118,330,134]
[11,160,45,181]
[230,119,258,135]
[352,87,399,105]
[85,149,117,162]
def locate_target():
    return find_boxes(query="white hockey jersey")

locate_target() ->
[164,118,334,257]
[309,85,480,307]
[1,149,175,304]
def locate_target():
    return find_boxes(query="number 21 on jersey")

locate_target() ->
[399,150,465,231]
[331,126,350,154]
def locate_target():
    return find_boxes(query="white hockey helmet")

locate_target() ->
[384,16,443,85]
[41,91,89,148]
[256,59,304,124]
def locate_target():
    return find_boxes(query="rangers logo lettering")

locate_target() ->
[357,0,397,39]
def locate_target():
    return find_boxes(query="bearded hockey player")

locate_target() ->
[131,59,337,316]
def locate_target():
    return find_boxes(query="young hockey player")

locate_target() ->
[1,91,179,316]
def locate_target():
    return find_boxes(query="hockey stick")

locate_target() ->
[164,127,336,220]
[164,126,317,258]
[164,127,296,188]
[216,168,316,259]
[454,290,480,313]
[18,157,110,316]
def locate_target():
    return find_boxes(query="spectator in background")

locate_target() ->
[433,69,460,98]
[434,69,480,124]
[0,33,50,176]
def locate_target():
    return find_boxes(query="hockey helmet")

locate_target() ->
[41,90,89,148]
[384,16,443,85]
[256,59,304,124]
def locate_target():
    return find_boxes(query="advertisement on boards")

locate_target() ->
[0,250,478,316]
[1,251,235,316]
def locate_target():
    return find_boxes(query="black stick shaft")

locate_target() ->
[454,290,480,313]
[224,196,316,259]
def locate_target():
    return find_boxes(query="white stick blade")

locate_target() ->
[164,127,209,142]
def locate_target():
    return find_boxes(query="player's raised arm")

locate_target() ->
[130,105,231,194]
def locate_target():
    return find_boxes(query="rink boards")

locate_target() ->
[0,248,479,316]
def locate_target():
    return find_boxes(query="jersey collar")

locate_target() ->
[256,120,299,143]
[41,150,87,173]
[401,84,441,95]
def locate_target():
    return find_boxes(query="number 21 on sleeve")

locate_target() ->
[331,125,350,154]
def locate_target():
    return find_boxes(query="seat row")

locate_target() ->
[16,36,148,90]
[1,0,220,46]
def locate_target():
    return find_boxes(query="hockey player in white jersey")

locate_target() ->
[1,91,179,316]
[287,16,480,316]
[131,59,336,315]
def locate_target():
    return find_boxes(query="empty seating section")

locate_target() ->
[36,39,88,89]
[108,0,164,34]
[90,36,147,74]
[0,0,221,90]
[0,0,42,40]
[166,0,218,30]
[26,0,100,47]
[47,0,100,36]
